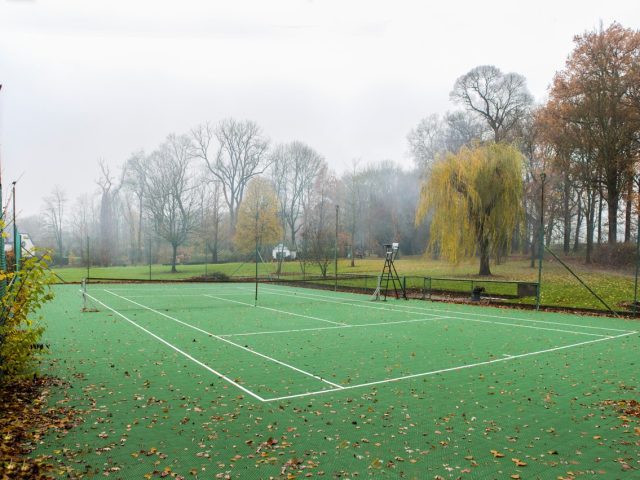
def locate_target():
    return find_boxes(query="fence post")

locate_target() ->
[634,230,639,317]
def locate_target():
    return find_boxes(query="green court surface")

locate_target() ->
[36,283,639,478]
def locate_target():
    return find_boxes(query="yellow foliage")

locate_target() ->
[0,252,55,382]
[415,143,523,273]
[234,177,282,253]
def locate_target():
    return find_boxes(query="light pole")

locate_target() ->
[12,181,17,271]
[0,84,5,297]
[334,205,339,291]
[633,226,639,317]
[536,172,546,311]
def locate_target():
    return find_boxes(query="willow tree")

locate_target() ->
[416,143,524,276]
[234,177,282,255]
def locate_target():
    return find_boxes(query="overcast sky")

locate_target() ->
[1,0,639,217]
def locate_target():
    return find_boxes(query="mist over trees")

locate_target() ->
[26,22,640,276]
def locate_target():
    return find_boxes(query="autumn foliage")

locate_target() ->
[416,143,524,276]
[234,177,282,254]
[0,253,55,381]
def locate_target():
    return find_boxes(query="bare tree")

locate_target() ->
[96,161,124,266]
[342,159,365,266]
[69,193,98,266]
[198,177,224,263]
[270,141,325,247]
[450,65,533,142]
[42,185,67,257]
[407,114,446,172]
[145,134,200,272]
[408,111,486,174]
[123,151,148,263]
[301,169,337,278]
[442,111,487,152]
[191,119,270,236]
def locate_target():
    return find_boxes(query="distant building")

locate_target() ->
[272,243,296,260]
[4,233,35,257]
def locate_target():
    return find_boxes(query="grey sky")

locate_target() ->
[1,0,639,217]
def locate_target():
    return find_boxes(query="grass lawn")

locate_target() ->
[53,255,638,313]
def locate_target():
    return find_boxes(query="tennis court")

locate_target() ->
[37,283,640,478]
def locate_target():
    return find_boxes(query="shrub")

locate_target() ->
[590,243,637,268]
[0,252,55,383]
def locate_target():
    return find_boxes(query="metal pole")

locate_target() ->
[633,225,640,317]
[536,172,546,310]
[148,236,152,281]
[0,84,5,298]
[12,181,17,271]
[255,210,259,307]
[334,205,339,291]
[86,235,90,279]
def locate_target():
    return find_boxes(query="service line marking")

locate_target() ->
[104,290,344,390]
[218,315,452,337]
[262,331,637,402]
[203,294,347,326]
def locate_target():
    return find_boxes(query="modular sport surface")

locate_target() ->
[36,283,640,478]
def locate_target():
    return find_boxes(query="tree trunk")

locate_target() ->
[573,192,582,252]
[229,206,237,238]
[597,192,603,245]
[529,236,537,268]
[478,232,491,276]
[479,247,491,275]
[137,195,144,264]
[607,196,618,245]
[563,176,571,254]
[290,223,296,247]
[624,181,632,243]
[585,191,595,264]
[171,243,178,273]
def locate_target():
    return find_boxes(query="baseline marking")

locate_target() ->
[82,291,265,402]
[104,290,344,390]
[253,285,635,333]
[262,331,637,402]
[250,288,609,337]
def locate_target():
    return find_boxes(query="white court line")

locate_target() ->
[248,288,611,338]
[104,290,344,390]
[82,290,265,402]
[219,315,452,337]
[203,294,347,326]
[124,293,247,298]
[262,331,637,402]
[256,285,637,333]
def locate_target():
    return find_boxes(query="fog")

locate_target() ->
[1,0,638,216]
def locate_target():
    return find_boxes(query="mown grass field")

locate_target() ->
[53,255,637,314]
